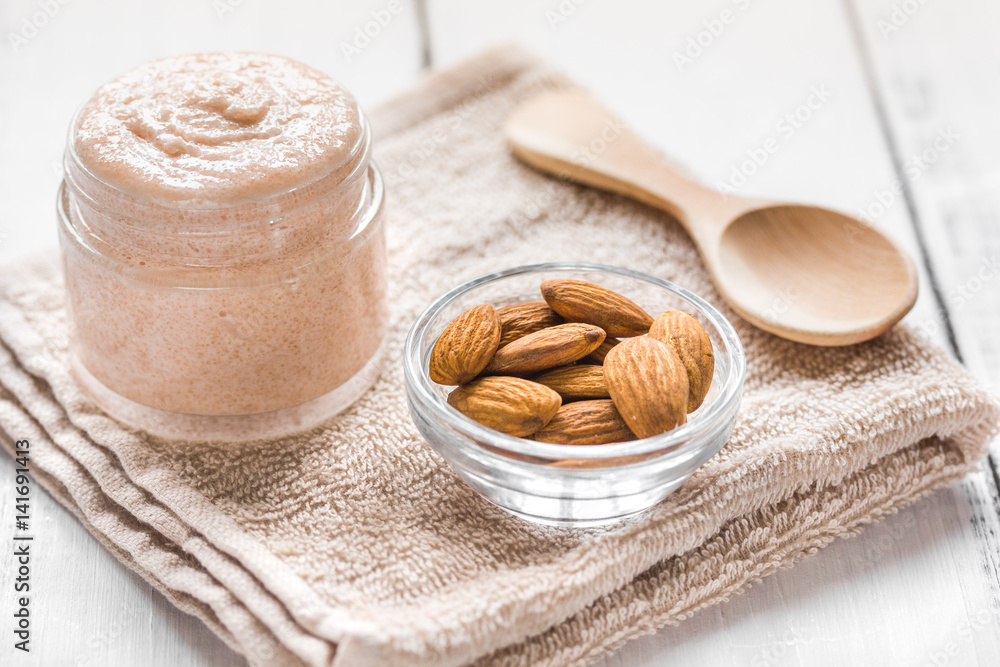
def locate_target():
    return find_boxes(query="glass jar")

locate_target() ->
[56,53,387,441]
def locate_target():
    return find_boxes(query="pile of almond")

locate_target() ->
[429,279,714,446]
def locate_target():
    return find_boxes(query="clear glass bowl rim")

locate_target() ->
[403,262,746,461]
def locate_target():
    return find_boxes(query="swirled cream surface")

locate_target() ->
[72,52,364,205]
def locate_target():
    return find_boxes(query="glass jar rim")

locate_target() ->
[404,263,746,462]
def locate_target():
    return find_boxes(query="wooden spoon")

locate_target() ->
[504,89,919,346]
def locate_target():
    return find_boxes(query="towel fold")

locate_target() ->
[0,47,997,667]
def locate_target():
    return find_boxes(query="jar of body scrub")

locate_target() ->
[57,52,387,440]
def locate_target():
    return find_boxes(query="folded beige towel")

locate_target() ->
[1,48,997,667]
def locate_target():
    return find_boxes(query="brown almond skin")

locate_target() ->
[497,301,564,348]
[484,323,605,376]
[533,399,636,444]
[541,279,653,338]
[533,365,610,401]
[604,336,689,439]
[582,337,620,364]
[649,311,714,412]
[429,304,501,385]
[447,376,561,437]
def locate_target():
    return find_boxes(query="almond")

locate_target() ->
[541,279,653,338]
[649,311,714,412]
[533,365,610,401]
[429,303,501,385]
[582,337,620,364]
[604,336,689,438]
[484,323,605,376]
[497,301,564,347]
[447,376,561,437]
[533,399,636,444]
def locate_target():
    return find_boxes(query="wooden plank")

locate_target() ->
[425,0,1000,665]
[0,0,426,664]
[845,2,1000,660]
[1,0,997,665]
[846,0,1000,416]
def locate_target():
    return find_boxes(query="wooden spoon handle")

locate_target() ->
[504,89,746,243]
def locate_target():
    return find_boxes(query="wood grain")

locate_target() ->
[0,0,998,665]
[847,0,1000,431]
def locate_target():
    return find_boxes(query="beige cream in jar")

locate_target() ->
[58,52,387,440]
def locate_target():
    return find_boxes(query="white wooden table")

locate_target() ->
[2,0,999,664]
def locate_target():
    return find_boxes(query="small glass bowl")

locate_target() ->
[403,263,745,527]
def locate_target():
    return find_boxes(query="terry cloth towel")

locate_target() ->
[1,47,998,667]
